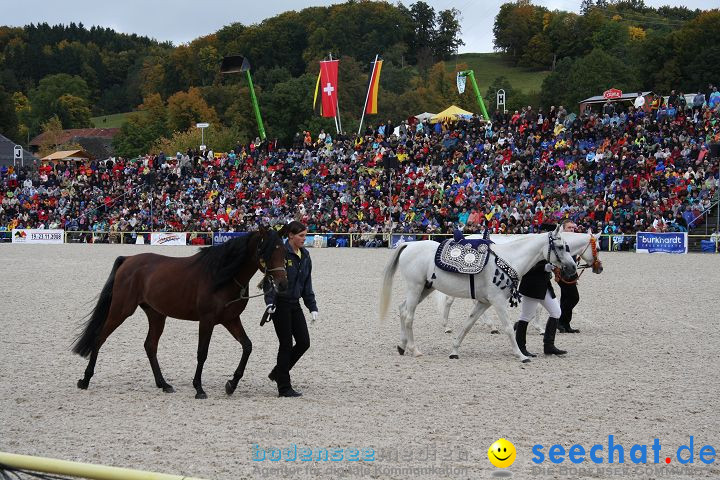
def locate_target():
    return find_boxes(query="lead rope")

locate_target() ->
[224,266,286,307]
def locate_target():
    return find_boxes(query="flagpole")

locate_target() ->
[358,54,379,136]
[329,52,342,135]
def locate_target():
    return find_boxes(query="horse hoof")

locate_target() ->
[77,379,89,389]
[522,359,531,363]
[397,346,405,356]
[162,385,175,393]
[449,354,459,359]
[444,329,452,334]
[490,329,499,335]
[225,381,236,396]
[195,392,207,399]
[413,350,423,358]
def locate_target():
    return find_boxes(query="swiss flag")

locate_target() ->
[319,60,339,118]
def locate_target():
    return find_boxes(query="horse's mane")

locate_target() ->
[195,229,283,291]
[195,232,259,291]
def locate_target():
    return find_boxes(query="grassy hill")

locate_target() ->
[447,53,549,94]
[90,111,141,128]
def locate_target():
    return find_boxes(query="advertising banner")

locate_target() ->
[150,232,187,246]
[636,232,687,254]
[12,229,64,244]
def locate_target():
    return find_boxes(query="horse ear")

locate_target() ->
[278,224,289,238]
[587,227,593,235]
[553,224,561,236]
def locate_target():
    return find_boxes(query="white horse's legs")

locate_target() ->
[449,301,490,358]
[439,294,456,334]
[397,300,408,354]
[402,286,433,357]
[494,304,530,363]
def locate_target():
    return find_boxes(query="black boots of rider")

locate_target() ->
[544,317,567,355]
[515,321,537,358]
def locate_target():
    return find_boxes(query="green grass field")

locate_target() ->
[447,53,549,93]
[90,111,143,128]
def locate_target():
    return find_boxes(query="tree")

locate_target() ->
[433,9,464,60]
[28,73,91,133]
[520,33,553,70]
[0,87,19,141]
[409,1,436,67]
[493,1,547,64]
[56,94,92,128]
[166,87,219,133]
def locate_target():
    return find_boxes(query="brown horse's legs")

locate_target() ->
[222,318,252,396]
[77,309,130,389]
[142,307,173,393]
[77,348,100,389]
[193,321,214,399]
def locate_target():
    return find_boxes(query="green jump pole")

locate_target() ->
[459,70,490,121]
[245,70,266,141]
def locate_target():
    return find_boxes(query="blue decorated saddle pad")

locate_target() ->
[434,238,491,274]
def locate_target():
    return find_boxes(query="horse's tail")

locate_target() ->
[72,256,126,357]
[379,243,408,321]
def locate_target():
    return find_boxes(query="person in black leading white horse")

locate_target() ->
[265,221,318,397]
[514,225,568,357]
[556,220,580,333]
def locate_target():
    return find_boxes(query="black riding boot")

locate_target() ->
[544,317,567,355]
[560,318,580,333]
[515,320,537,358]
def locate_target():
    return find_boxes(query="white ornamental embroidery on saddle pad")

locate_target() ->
[435,240,490,274]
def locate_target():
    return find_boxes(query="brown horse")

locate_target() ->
[72,227,288,399]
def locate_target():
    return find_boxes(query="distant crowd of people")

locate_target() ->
[1,84,720,243]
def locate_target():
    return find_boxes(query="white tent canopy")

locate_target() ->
[414,112,435,122]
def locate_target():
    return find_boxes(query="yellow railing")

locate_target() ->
[0,451,206,480]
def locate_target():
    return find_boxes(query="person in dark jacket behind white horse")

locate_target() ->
[265,221,318,397]
[515,258,567,357]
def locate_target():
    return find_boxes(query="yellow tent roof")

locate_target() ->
[430,105,474,123]
[41,150,93,162]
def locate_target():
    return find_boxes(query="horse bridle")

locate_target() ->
[225,241,287,306]
[546,234,569,270]
[558,235,602,285]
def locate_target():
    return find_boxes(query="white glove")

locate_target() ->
[544,263,555,272]
[266,304,276,314]
[311,311,319,323]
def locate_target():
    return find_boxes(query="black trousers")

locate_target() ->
[272,301,310,391]
[559,282,580,325]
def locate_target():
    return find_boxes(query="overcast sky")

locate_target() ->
[2,0,716,53]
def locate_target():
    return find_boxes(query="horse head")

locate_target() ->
[549,225,578,280]
[257,227,288,293]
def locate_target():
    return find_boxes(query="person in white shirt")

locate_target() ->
[634,92,646,110]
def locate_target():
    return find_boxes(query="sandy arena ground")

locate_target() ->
[1,244,719,479]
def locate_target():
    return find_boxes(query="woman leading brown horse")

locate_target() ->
[72,227,288,399]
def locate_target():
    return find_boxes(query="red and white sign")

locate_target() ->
[150,232,187,246]
[603,88,623,100]
[319,60,339,118]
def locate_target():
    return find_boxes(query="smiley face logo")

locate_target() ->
[488,438,516,468]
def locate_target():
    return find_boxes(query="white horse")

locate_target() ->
[437,231,604,335]
[379,227,578,363]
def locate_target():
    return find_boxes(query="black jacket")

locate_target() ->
[519,260,555,300]
[265,242,318,312]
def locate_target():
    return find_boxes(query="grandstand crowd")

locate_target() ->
[2,87,720,243]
